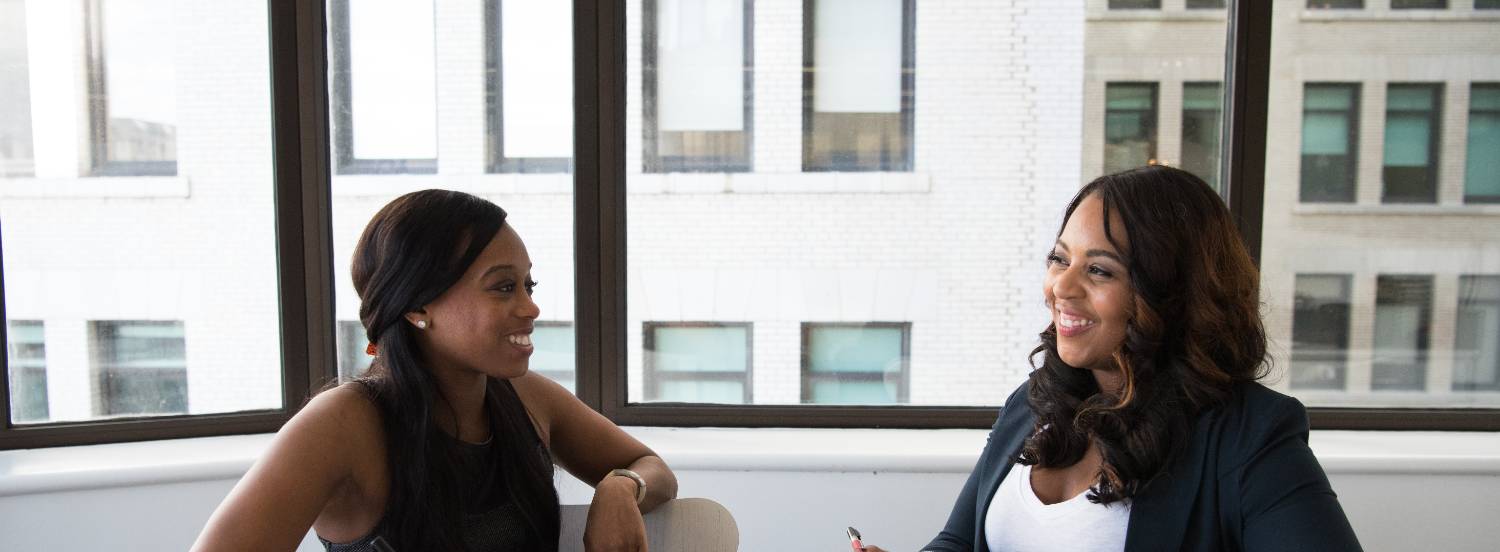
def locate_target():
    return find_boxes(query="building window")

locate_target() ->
[7,321,48,423]
[1185,0,1226,8]
[1290,275,1352,390]
[1104,82,1158,175]
[1307,0,1363,8]
[1300,83,1360,203]
[1181,82,1223,191]
[486,0,572,173]
[643,0,753,173]
[1479,0,1500,9]
[1455,276,1500,392]
[1383,83,1443,204]
[89,321,188,416]
[1373,276,1433,391]
[85,0,178,176]
[329,0,438,175]
[803,0,914,172]
[1108,0,1161,8]
[1390,0,1446,8]
[1466,84,1500,203]
[801,323,909,405]
[0,0,33,178]
[532,322,576,394]
[336,321,373,382]
[643,322,751,404]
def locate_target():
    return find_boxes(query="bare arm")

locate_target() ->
[192,387,373,552]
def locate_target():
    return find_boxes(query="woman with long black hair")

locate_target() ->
[194,190,676,551]
[867,165,1361,551]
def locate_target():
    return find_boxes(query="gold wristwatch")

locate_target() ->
[607,468,647,505]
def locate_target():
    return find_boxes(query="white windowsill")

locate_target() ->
[2,427,1497,499]
[1292,203,1500,216]
[0,176,192,199]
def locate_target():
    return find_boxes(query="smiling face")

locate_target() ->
[1044,193,1134,379]
[409,224,540,380]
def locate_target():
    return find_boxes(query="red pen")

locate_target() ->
[847,526,864,551]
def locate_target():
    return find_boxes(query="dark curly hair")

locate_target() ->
[1017,165,1268,505]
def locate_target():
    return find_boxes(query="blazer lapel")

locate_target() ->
[1123,423,1210,552]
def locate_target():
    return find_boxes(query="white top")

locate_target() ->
[983,463,1131,552]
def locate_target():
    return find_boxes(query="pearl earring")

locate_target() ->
[416,320,429,329]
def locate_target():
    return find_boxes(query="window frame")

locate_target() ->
[799,0,917,173]
[1181,81,1224,192]
[485,0,573,174]
[1381,82,1443,204]
[1464,83,1500,204]
[3,0,1498,451]
[326,0,438,175]
[1104,81,1161,175]
[799,322,911,405]
[640,0,755,173]
[641,322,754,404]
[83,0,179,177]
[1299,82,1362,203]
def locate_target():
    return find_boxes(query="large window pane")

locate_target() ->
[1,1,283,425]
[1104,82,1158,175]
[329,0,438,174]
[643,0,751,172]
[327,0,576,395]
[1181,82,1222,191]
[88,0,178,176]
[626,1,1228,407]
[1109,0,1160,9]
[1391,0,1446,8]
[0,0,32,177]
[1263,1,1498,408]
[803,0,913,172]
[1300,83,1359,203]
[1382,83,1441,204]
[1455,276,1500,392]
[1308,0,1363,8]
[1467,84,1500,203]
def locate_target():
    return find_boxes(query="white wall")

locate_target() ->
[2,428,1497,551]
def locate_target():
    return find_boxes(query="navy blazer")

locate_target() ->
[924,380,1362,552]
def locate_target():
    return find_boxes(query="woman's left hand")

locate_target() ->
[583,475,648,552]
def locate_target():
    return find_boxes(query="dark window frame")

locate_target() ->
[641,0,754,173]
[327,0,438,175]
[83,0,178,177]
[1306,0,1364,9]
[800,0,916,173]
[1186,0,1227,9]
[800,322,911,405]
[1181,81,1224,192]
[1289,274,1354,391]
[6,320,47,423]
[1390,0,1447,9]
[484,0,572,174]
[1104,81,1161,174]
[3,0,1498,451]
[1109,0,1162,9]
[641,322,753,404]
[1381,82,1443,204]
[88,320,189,417]
[1454,275,1500,392]
[1300,82,1361,203]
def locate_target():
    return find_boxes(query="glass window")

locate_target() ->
[1382,83,1442,204]
[643,0,752,172]
[488,0,572,173]
[1186,0,1226,8]
[336,321,373,382]
[1455,276,1500,392]
[1466,84,1500,203]
[1307,0,1363,8]
[1181,82,1223,192]
[532,322,576,393]
[1104,82,1158,174]
[2,1,283,426]
[329,0,438,174]
[803,0,914,172]
[1479,0,1500,9]
[6,321,48,423]
[1108,0,1161,8]
[1290,275,1352,391]
[0,0,32,178]
[643,323,751,404]
[89,321,187,416]
[1300,83,1360,203]
[87,0,178,176]
[1391,0,1446,8]
[1372,276,1433,391]
[802,323,909,405]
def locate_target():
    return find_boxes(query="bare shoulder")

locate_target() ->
[508,372,579,446]
[282,383,386,461]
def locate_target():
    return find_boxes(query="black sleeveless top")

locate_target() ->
[319,381,553,552]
